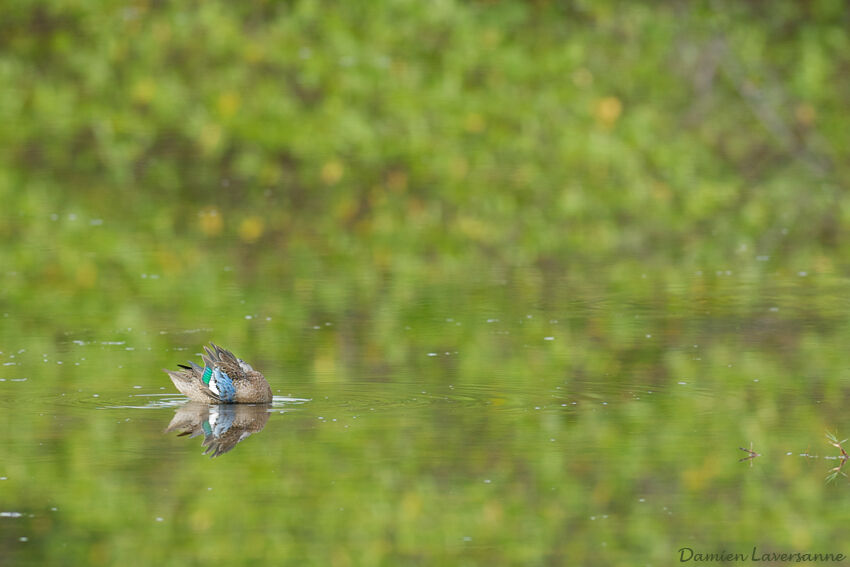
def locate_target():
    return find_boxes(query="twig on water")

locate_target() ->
[825,431,849,482]
[738,442,760,465]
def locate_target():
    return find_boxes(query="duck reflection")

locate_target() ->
[166,402,271,457]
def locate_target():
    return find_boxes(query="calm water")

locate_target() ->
[3,268,850,565]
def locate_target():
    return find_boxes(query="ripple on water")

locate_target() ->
[0,373,719,418]
[285,381,591,416]
[107,381,708,415]
[103,394,311,410]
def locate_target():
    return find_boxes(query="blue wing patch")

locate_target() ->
[208,367,236,403]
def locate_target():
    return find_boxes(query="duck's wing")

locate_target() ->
[202,343,248,381]
[165,364,216,403]
[193,363,236,403]
[166,358,235,403]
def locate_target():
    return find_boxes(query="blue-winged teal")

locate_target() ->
[164,343,272,403]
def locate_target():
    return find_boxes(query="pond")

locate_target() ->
[3,257,849,566]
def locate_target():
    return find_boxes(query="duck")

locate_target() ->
[164,342,272,404]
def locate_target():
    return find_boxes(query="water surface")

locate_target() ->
[3,267,850,565]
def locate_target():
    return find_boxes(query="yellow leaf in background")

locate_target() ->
[198,123,223,155]
[482,501,504,526]
[331,550,353,567]
[652,181,672,202]
[386,170,408,192]
[198,207,222,236]
[464,113,486,133]
[243,42,265,64]
[681,455,719,492]
[75,263,97,288]
[406,197,425,220]
[131,78,156,104]
[156,250,181,274]
[572,67,594,87]
[152,21,170,43]
[321,160,344,185]
[88,542,108,567]
[790,522,812,550]
[400,491,422,521]
[482,28,501,48]
[457,215,491,241]
[313,351,336,378]
[217,92,241,118]
[190,509,212,532]
[595,96,622,128]
[591,480,612,506]
[369,184,387,208]
[238,216,264,243]
[450,157,469,180]
[814,255,833,274]
[795,103,816,126]
[512,164,534,185]
[334,195,358,222]
[260,162,282,185]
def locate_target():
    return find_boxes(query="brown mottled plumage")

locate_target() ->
[164,342,272,403]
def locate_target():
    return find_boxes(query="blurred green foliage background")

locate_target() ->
[3,1,850,565]
[3,0,849,310]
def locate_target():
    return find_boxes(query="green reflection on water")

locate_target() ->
[2,271,850,565]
